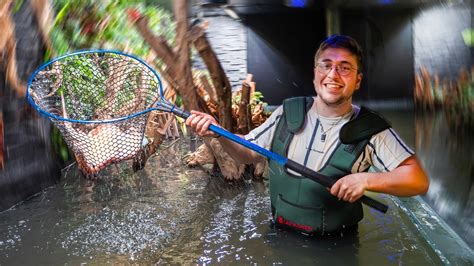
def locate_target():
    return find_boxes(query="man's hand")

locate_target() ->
[185,110,220,138]
[330,173,369,203]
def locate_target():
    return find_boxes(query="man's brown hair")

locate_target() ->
[314,35,363,72]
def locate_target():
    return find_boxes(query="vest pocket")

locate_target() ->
[275,194,324,234]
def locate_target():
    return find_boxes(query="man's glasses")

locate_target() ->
[315,62,358,76]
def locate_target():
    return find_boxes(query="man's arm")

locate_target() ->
[185,110,263,164]
[330,155,429,203]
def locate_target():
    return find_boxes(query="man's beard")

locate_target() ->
[318,92,353,107]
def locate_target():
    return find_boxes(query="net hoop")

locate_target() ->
[26,50,167,175]
[26,50,164,124]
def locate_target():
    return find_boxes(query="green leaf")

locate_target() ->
[53,2,70,26]
[462,28,473,47]
[12,0,24,13]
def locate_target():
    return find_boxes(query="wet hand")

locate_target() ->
[330,173,368,203]
[185,110,220,138]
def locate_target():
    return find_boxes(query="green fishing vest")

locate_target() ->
[269,97,391,235]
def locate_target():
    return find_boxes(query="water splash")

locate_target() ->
[61,205,171,260]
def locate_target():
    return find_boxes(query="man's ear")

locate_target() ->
[313,67,318,85]
[355,73,363,90]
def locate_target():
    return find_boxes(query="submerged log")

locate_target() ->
[133,85,178,171]
[185,141,214,167]
[185,75,270,180]
[185,141,266,180]
[184,138,245,180]
[207,138,245,180]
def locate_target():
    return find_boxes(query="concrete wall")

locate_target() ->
[340,8,414,106]
[244,9,326,105]
[192,7,247,91]
[193,6,326,105]
[413,1,472,80]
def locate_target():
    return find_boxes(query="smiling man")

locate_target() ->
[186,35,429,236]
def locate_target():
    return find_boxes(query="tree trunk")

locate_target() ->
[131,3,253,180]
[199,74,217,102]
[131,11,207,111]
[172,0,200,111]
[237,82,250,134]
[189,21,233,130]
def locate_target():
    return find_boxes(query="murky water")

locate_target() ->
[415,112,474,248]
[381,110,474,249]
[0,110,470,264]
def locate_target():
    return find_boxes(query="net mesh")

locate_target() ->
[28,52,161,175]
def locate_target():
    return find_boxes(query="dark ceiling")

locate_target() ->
[197,0,463,14]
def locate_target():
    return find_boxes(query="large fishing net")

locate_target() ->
[27,51,162,175]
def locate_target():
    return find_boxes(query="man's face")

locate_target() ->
[313,47,362,106]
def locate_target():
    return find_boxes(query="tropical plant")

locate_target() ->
[48,0,176,60]
[414,65,474,132]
